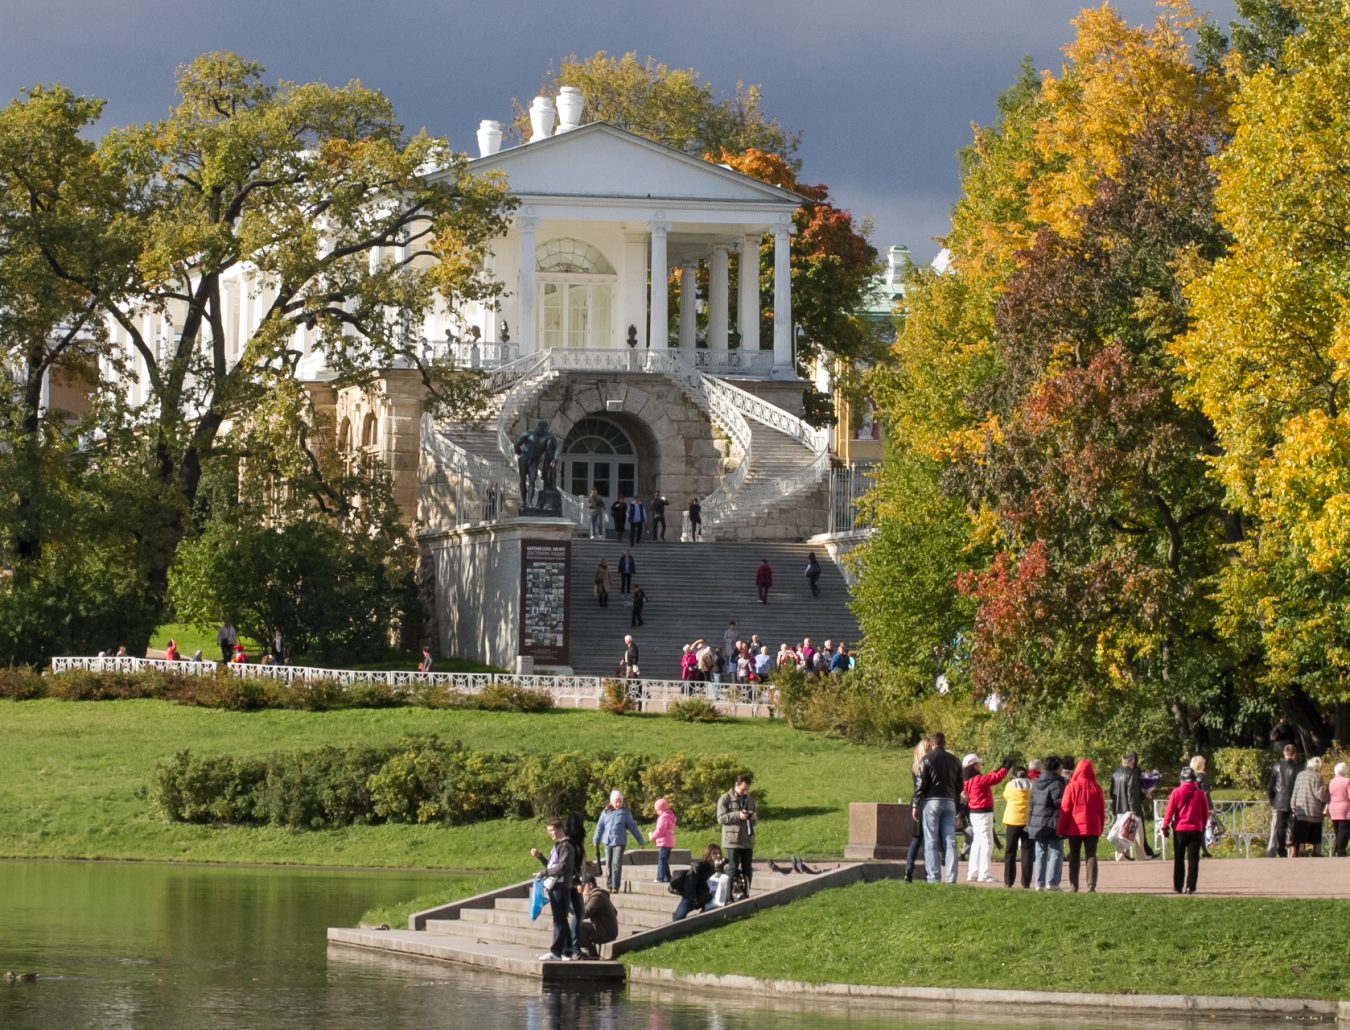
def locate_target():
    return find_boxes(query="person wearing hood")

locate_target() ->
[1002,766,1034,889]
[1057,759,1106,893]
[592,790,645,891]
[1163,766,1210,894]
[650,797,678,883]
[1028,756,1065,891]
[962,754,1012,883]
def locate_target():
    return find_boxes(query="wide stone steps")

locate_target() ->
[566,538,859,677]
[328,856,896,983]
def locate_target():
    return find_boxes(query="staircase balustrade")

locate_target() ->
[430,347,828,535]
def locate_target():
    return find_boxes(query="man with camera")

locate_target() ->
[717,773,758,900]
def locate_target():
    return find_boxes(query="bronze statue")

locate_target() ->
[515,420,562,516]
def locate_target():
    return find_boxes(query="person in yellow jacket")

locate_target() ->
[1002,766,1034,889]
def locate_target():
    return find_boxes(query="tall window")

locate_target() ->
[537,239,615,350]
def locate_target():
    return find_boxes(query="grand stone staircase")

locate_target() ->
[566,539,860,677]
[419,349,831,542]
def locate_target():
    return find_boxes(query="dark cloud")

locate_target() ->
[4,0,1235,263]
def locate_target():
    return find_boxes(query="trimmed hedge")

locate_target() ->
[0,667,553,714]
[151,737,761,830]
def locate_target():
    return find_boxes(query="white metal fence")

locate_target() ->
[47,656,778,717]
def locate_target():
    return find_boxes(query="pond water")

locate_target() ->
[0,860,1264,1030]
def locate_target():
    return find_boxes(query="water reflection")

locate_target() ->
[0,860,1287,1030]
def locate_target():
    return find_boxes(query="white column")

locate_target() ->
[679,261,698,360]
[517,216,538,356]
[772,221,793,375]
[738,234,761,358]
[708,243,730,369]
[648,220,671,354]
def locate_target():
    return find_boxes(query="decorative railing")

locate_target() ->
[828,464,877,535]
[693,348,776,375]
[48,656,777,716]
[429,346,828,535]
[419,414,514,524]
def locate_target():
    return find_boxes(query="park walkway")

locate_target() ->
[951,853,1350,897]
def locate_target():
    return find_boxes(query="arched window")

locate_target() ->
[536,238,615,275]
[361,412,378,448]
[536,238,615,350]
[337,417,353,452]
[561,417,637,500]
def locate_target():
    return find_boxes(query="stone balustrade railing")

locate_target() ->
[429,346,829,535]
[47,656,777,716]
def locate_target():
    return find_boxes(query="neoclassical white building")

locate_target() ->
[316,94,835,550]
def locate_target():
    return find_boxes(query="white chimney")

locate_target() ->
[476,120,503,158]
[528,96,556,142]
[555,87,583,133]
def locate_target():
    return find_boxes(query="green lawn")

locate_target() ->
[627,880,1350,1000]
[0,699,897,872]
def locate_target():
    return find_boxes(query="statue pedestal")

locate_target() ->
[844,802,915,860]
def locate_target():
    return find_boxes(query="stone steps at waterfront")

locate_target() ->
[327,857,893,983]
[565,539,860,677]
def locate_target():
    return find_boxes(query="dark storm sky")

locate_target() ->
[2,1,1236,264]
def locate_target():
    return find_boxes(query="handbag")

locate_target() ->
[668,870,689,896]
[542,875,557,891]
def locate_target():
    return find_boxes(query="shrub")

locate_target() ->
[509,752,596,820]
[592,752,648,816]
[668,697,720,723]
[152,750,267,823]
[440,750,516,824]
[770,662,814,727]
[598,679,634,715]
[257,744,389,829]
[1212,747,1275,792]
[681,754,762,827]
[365,741,454,825]
[450,681,555,713]
[0,666,47,700]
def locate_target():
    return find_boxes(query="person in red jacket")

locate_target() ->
[962,754,1012,883]
[1163,766,1211,895]
[755,559,773,605]
[1057,759,1106,893]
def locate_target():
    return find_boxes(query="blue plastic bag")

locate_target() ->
[529,877,546,921]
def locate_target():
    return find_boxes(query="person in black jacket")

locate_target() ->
[910,731,963,884]
[1111,753,1155,860]
[1267,743,1300,857]
[1029,756,1065,890]
[672,844,723,920]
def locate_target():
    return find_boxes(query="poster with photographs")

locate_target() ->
[519,539,570,664]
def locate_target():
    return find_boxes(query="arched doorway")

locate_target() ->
[561,416,637,504]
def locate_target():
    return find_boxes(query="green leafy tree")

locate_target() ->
[522,51,798,161]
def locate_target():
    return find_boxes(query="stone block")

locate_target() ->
[844,802,914,860]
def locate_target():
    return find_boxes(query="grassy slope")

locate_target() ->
[627,881,1349,1000]
[0,699,896,871]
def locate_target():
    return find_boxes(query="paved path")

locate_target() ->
[957,854,1350,897]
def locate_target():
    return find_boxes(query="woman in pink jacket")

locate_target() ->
[1056,759,1105,893]
[1163,766,1211,894]
[1330,763,1350,857]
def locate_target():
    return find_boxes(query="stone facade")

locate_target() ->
[503,372,726,508]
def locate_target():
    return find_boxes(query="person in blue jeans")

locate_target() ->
[1028,755,1066,890]
[911,731,963,883]
[592,790,645,891]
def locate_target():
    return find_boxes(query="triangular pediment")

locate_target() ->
[465,123,801,207]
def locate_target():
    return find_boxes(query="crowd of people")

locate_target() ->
[528,773,759,962]
[906,734,1215,896]
[677,622,856,686]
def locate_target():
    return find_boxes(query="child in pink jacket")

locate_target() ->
[651,797,677,882]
